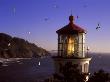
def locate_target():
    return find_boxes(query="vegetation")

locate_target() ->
[51,62,86,82]
[47,62,110,82]
[88,69,110,82]
[61,62,85,82]
[0,33,48,58]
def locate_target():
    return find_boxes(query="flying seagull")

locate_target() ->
[38,61,40,66]
[96,23,101,30]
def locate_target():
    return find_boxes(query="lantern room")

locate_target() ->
[56,15,86,58]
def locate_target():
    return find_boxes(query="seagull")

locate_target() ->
[96,23,101,30]
[76,16,79,19]
[96,26,100,30]
[44,18,49,21]
[38,61,40,66]
[53,4,58,8]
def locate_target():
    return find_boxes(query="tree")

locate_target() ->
[88,69,110,82]
[53,62,86,82]
[62,62,85,82]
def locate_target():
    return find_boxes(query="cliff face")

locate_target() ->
[0,33,49,58]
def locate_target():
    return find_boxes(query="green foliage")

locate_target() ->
[53,63,110,82]
[0,33,48,58]
[61,62,85,82]
[53,62,86,82]
[88,69,110,82]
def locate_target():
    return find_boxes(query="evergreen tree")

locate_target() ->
[53,62,85,82]
[61,62,85,82]
[88,69,110,82]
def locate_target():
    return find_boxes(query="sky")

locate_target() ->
[0,0,110,53]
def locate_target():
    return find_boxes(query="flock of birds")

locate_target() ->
[7,1,102,50]
[96,23,101,30]
[8,1,102,55]
[11,0,101,32]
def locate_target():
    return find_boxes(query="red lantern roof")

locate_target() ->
[56,15,85,34]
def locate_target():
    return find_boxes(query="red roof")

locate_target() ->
[56,15,85,34]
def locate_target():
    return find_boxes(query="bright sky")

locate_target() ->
[0,0,110,53]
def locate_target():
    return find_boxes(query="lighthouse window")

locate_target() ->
[67,35,75,56]
[59,35,63,43]
[79,34,83,44]
[84,63,88,73]
[59,44,62,50]
[83,34,85,43]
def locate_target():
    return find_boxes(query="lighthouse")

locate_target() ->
[53,15,91,78]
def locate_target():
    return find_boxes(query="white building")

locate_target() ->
[53,15,91,78]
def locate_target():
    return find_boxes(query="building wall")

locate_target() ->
[53,58,91,74]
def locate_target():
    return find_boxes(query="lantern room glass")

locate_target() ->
[58,33,85,58]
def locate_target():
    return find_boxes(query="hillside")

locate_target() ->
[0,33,49,58]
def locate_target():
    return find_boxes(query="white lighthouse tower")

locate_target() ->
[53,15,91,79]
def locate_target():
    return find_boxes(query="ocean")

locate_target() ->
[0,53,110,81]
[89,53,110,74]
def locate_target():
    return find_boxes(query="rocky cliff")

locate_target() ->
[0,33,49,58]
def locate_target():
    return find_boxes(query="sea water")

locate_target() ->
[0,53,110,81]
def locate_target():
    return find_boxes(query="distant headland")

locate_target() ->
[0,33,49,58]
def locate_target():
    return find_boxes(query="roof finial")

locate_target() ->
[69,10,74,23]
[71,10,72,16]
[69,15,74,23]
